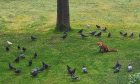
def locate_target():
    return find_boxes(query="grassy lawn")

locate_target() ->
[0,0,140,84]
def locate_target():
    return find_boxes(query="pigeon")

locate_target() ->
[85,24,91,28]
[7,41,13,45]
[71,75,79,80]
[14,56,20,63]
[129,32,134,38]
[61,33,68,40]
[90,31,96,36]
[120,32,123,36]
[34,52,38,59]
[102,27,107,32]
[14,68,21,74]
[67,65,76,76]
[8,63,16,70]
[6,47,10,52]
[95,32,102,37]
[123,32,127,37]
[28,60,32,66]
[82,66,88,73]
[17,45,20,50]
[108,32,111,38]
[42,62,49,69]
[78,29,83,34]
[22,47,26,52]
[19,53,26,59]
[31,36,37,41]
[80,33,88,39]
[31,68,39,77]
[96,25,101,29]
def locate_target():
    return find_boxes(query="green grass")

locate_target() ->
[0,0,140,84]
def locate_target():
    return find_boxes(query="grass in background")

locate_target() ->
[0,0,140,84]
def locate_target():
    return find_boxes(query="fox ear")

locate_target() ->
[100,42,103,45]
[97,42,102,46]
[98,41,103,43]
[100,41,103,43]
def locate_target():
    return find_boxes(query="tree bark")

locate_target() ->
[56,0,71,32]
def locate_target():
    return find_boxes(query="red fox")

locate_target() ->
[97,42,117,53]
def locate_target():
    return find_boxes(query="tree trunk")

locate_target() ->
[56,0,71,32]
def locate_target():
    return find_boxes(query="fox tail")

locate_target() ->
[108,49,118,52]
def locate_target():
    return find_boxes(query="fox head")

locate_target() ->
[97,41,104,47]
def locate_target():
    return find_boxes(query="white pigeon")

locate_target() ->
[7,41,13,45]
[85,24,91,28]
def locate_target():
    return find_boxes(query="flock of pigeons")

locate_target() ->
[5,24,137,80]
[6,36,88,80]
[7,37,50,77]
[61,24,140,39]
